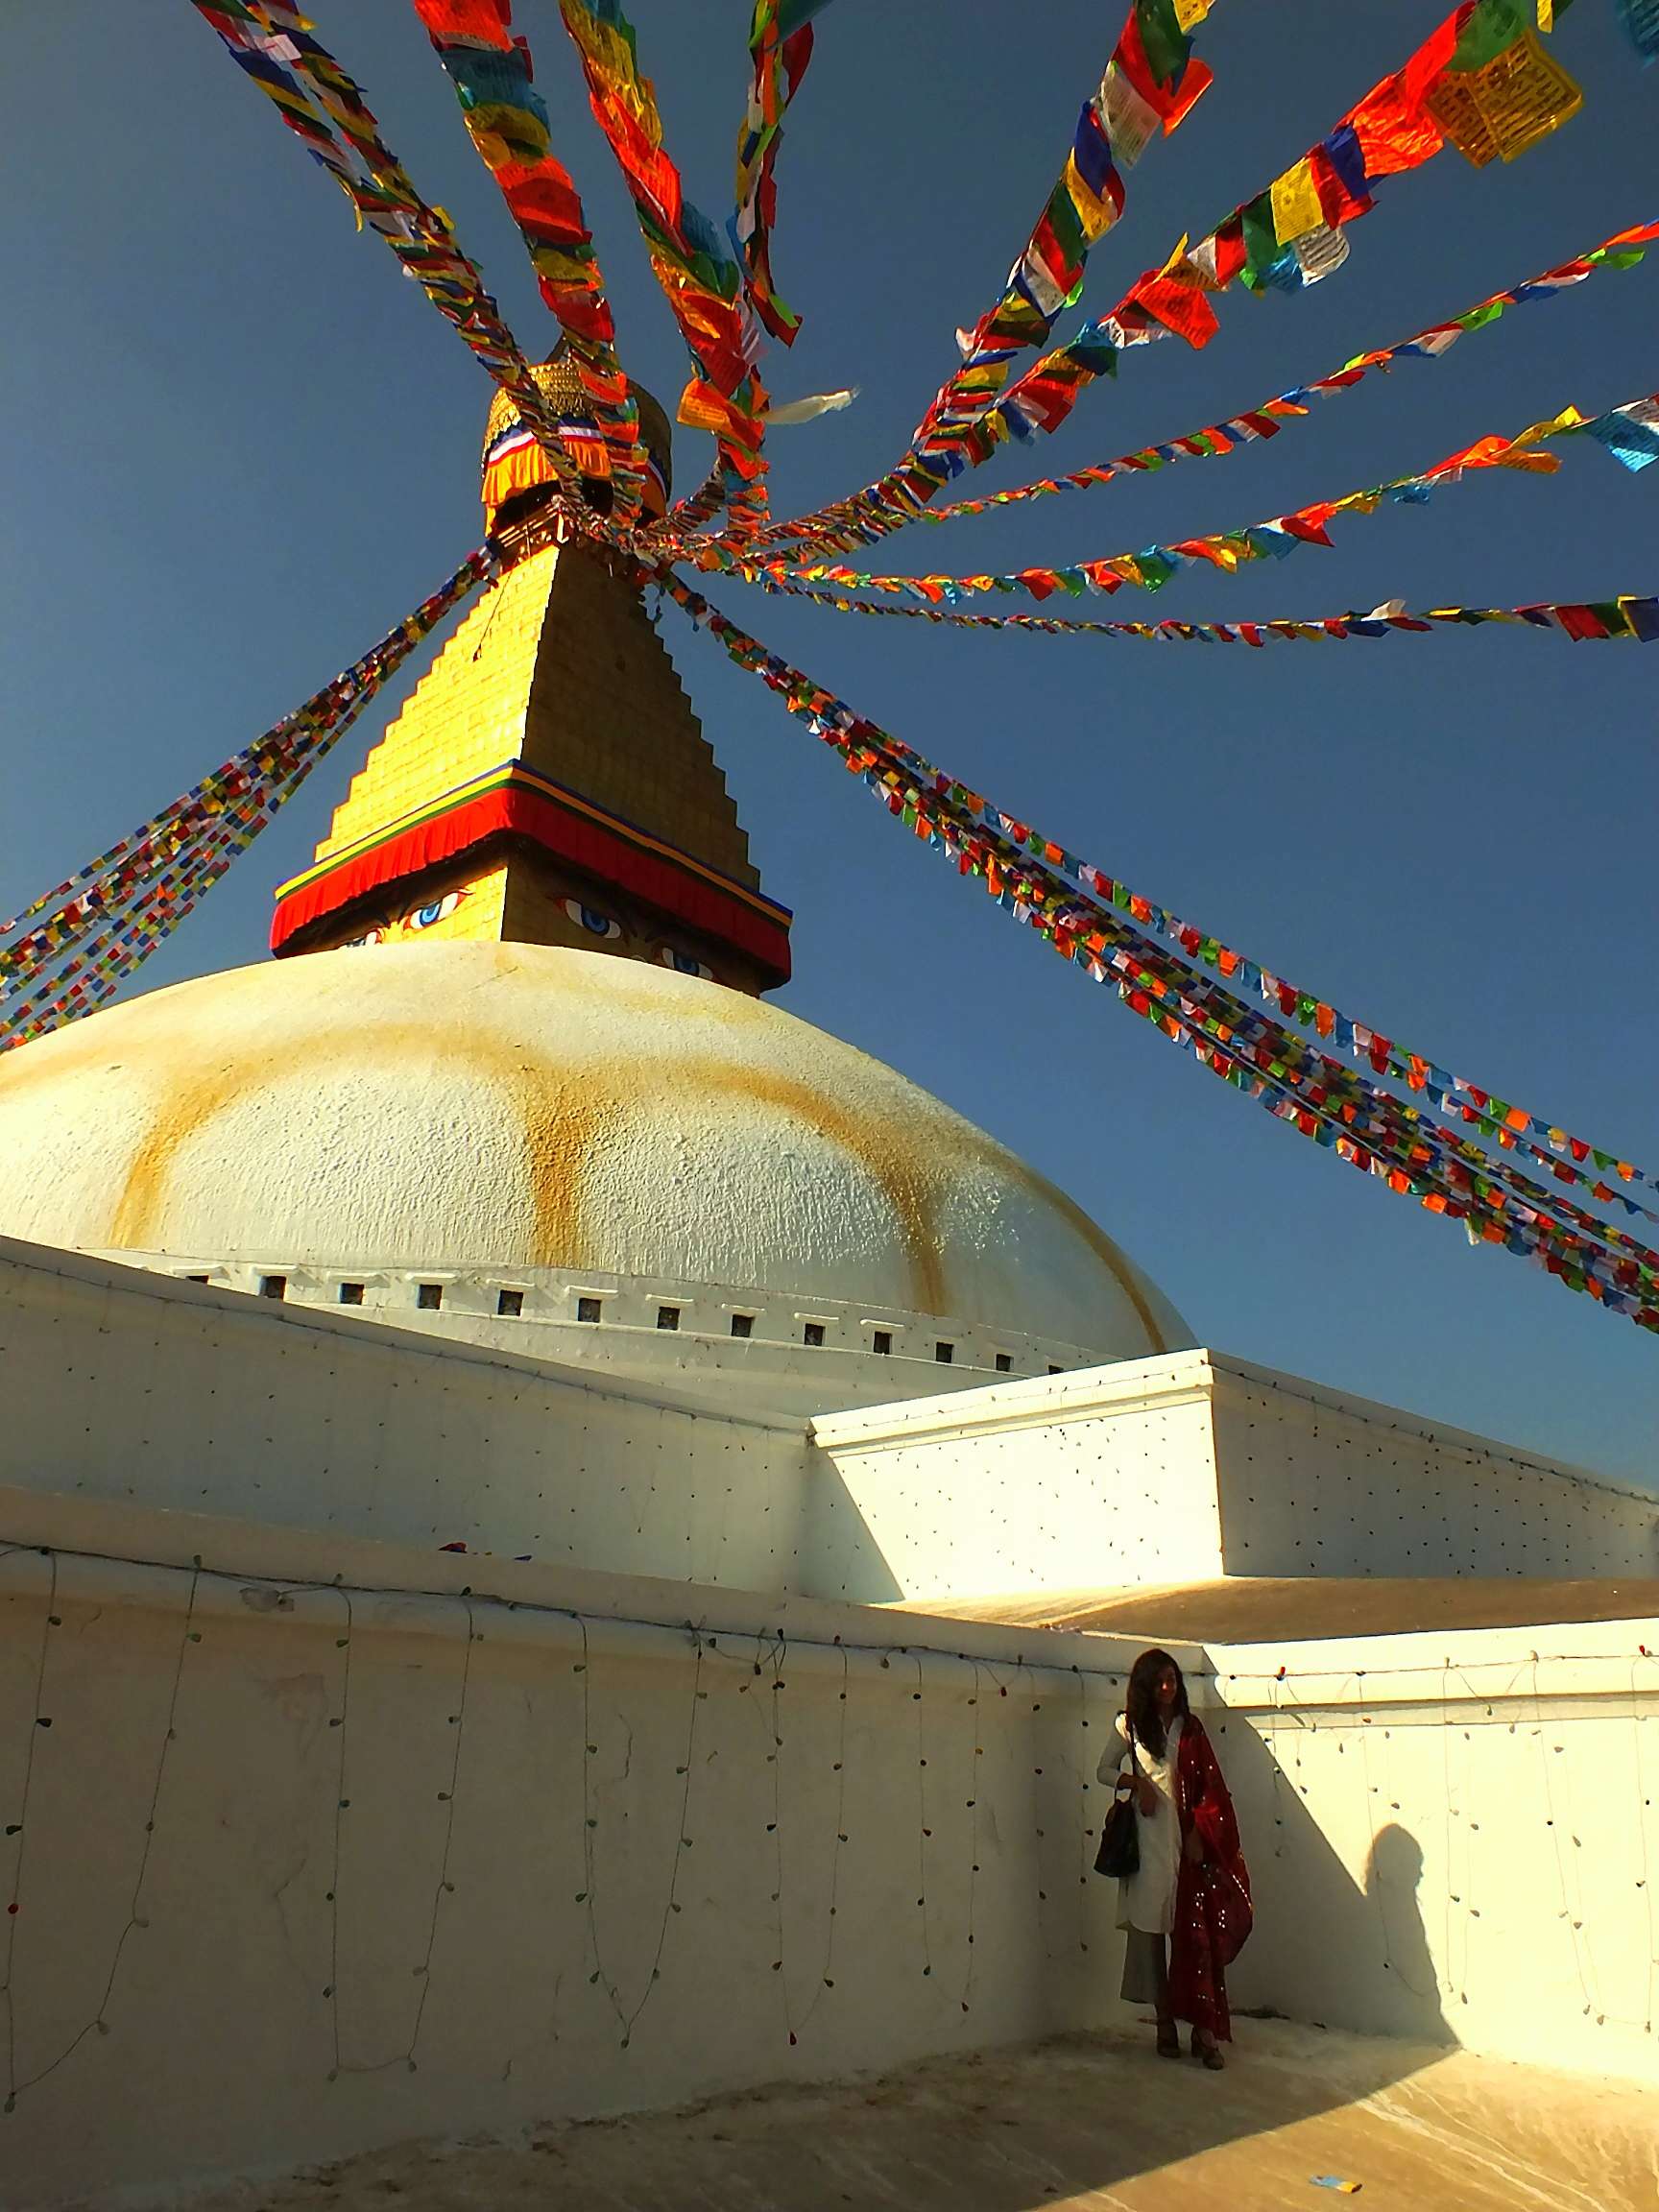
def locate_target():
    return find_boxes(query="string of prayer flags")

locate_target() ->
[752,590,1659,1234]
[752,1,1591,558]
[0,549,495,1050]
[726,0,1222,552]
[734,1,834,344]
[773,216,1656,542]
[190,2,594,503]
[674,553,1659,1232]
[556,0,773,531]
[991,4,1585,451]
[737,571,1659,648]
[671,461,742,533]
[655,573,1659,1327]
[409,0,648,520]
[701,383,1655,605]
[906,0,1220,476]
[1,803,280,1051]
[1620,0,1659,60]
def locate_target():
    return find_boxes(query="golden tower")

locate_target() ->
[270,361,791,995]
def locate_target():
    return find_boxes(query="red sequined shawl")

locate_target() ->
[1168,1715,1254,2038]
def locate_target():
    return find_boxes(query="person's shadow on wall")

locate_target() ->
[1362,1820,1453,2042]
[1202,1704,1455,2050]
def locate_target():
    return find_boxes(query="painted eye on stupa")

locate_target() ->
[348,927,385,949]
[659,947,714,980]
[564,899,622,941]
[407,892,463,931]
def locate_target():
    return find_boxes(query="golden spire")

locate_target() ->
[271,373,790,995]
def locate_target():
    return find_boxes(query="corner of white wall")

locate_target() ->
[804,1349,1229,1603]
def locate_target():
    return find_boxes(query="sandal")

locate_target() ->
[1156,2025,1180,2059]
[1190,2030,1225,2071]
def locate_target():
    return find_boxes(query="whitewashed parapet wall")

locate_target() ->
[3,1245,1652,1610]
[0,1238,816,1590]
[0,1490,1653,2206]
[810,1352,1659,1601]
[1212,1618,1659,2091]
[1206,1357,1657,1577]
[809,1359,1226,1599]
[0,1493,1157,2205]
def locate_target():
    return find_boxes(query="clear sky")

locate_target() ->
[2,4,1654,1481]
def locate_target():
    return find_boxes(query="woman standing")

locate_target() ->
[1096,1647,1252,2067]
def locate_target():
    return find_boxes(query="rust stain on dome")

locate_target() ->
[4,950,1169,1353]
[109,1023,604,1269]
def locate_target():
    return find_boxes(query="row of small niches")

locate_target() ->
[232,1272,1064,1377]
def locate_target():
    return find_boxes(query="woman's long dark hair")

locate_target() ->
[1126,1647,1190,1761]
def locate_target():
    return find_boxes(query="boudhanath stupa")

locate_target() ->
[0,369,1653,2207]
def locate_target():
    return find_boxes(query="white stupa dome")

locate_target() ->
[0,941,1190,1408]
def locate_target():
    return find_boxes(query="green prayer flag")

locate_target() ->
[1044,180,1088,270]
[1449,0,1527,71]
[1239,193,1280,280]
[1134,0,1190,88]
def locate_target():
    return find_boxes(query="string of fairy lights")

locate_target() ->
[1,1539,1654,2117]
[575,1623,707,2054]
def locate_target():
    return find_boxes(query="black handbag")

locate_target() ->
[1093,1718,1141,1879]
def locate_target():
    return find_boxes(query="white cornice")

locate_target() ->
[811,1348,1219,1453]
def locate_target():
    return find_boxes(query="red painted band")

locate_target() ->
[271,780,792,984]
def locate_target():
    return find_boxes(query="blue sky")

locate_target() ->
[2,3,1655,1479]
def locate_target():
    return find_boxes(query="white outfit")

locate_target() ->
[1097,1711,1183,1936]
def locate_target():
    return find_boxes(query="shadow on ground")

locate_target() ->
[181,2016,1648,2212]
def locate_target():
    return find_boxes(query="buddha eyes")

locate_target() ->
[659,947,714,979]
[565,899,622,941]
[408,893,461,930]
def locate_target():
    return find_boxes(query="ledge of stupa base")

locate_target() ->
[884,1571,1659,1643]
[169,2020,1657,2212]
[809,1344,1659,1602]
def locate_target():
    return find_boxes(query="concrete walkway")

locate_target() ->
[183,2020,1649,2212]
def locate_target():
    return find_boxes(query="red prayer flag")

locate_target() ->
[1127,268,1220,349]
[415,0,511,39]
[1345,76,1446,177]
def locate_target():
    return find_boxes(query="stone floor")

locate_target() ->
[185,2019,1650,2212]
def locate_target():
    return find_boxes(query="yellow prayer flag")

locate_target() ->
[1174,0,1212,26]
[1513,404,1587,445]
[1063,153,1120,245]
[1425,33,1583,168]
[1269,158,1324,247]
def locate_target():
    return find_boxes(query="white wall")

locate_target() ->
[810,1359,1225,1600]
[7,1246,1651,1623]
[1214,1617,1659,2089]
[814,1352,1659,1600]
[0,1494,1157,2206]
[1,1484,1653,2205]
[1208,1356,1659,1577]
[0,1238,815,1591]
